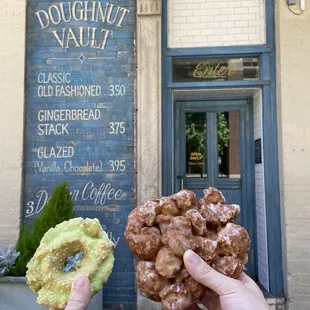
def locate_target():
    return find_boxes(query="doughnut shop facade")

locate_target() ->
[1,0,310,309]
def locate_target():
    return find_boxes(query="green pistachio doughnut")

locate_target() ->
[26,217,115,309]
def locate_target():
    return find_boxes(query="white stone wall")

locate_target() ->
[0,0,25,245]
[276,1,310,309]
[253,90,269,291]
[167,0,266,48]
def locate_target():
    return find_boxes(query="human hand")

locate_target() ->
[50,274,91,310]
[183,250,269,310]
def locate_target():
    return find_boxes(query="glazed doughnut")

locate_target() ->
[26,217,115,309]
[124,187,251,310]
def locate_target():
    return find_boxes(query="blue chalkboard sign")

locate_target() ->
[24,1,136,308]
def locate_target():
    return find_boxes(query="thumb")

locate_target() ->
[183,250,240,296]
[65,274,91,310]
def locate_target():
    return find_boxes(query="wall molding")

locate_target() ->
[137,0,161,16]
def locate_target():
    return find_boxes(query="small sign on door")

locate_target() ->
[255,138,262,164]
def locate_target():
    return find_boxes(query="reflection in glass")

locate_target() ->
[217,111,241,178]
[173,57,259,83]
[186,113,207,177]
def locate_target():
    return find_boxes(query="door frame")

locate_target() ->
[161,0,284,296]
[174,99,257,279]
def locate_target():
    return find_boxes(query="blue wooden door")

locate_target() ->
[174,100,256,278]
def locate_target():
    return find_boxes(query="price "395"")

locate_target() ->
[109,160,126,172]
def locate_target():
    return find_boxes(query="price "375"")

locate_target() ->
[109,122,126,134]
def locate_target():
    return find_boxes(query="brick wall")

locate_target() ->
[0,0,25,246]
[167,0,266,48]
[253,90,269,291]
[276,1,310,309]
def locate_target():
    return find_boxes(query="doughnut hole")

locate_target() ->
[159,196,180,216]
[195,237,218,263]
[218,223,251,256]
[160,283,192,310]
[126,227,162,260]
[136,200,161,227]
[155,247,183,278]
[174,190,196,215]
[136,261,169,302]
[203,187,226,204]
[211,256,245,279]
[42,239,89,279]
[168,235,196,258]
[185,209,207,236]
[64,250,83,272]
[175,268,206,301]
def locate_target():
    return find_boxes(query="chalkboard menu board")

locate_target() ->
[23,1,136,308]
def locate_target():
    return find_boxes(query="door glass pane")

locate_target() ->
[173,57,260,82]
[217,111,241,178]
[186,112,207,177]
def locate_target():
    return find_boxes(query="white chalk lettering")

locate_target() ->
[34,161,61,173]
[25,182,127,217]
[38,123,69,136]
[35,10,50,29]
[35,2,129,50]
[109,84,126,96]
[55,85,102,97]
[37,146,75,159]
[109,122,125,134]
[64,160,103,173]
[38,72,71,84]
[38,85,53,97]
[36,2,130,29]
[109,160,126,172]
[38,109,101,122]
[107,232,120,247]
[52,27,113,49]
[49,5,62,25]
[37,85,102,97]
[82,182,126,205]
[25,190,49,217]
[100,225,120,247]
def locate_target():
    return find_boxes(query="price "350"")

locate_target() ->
[109,85,126,96]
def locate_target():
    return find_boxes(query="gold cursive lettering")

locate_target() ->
[193,61,234,79]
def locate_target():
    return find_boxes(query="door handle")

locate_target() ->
[177,176,184,190]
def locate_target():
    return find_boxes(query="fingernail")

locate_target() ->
[186,250,199,264]
[73,274,87,288]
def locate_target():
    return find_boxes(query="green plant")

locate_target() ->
[217,112,230,156]
[185,112,230,158]
[8,181,75,276]
[186,122,206,156]
[0,245,20,277]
